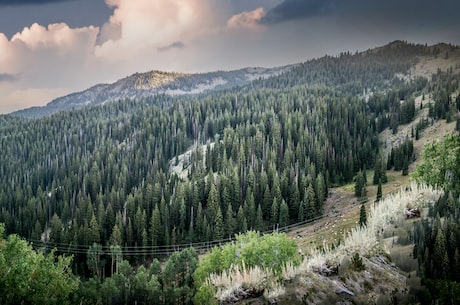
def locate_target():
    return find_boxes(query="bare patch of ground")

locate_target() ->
[411,44,460,80]
[169,141,215,179]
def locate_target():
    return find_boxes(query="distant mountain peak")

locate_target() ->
[133,70,190,90]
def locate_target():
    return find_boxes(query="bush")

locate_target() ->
[351,253,365,271]
[193,231,300,304]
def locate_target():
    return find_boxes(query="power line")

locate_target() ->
[26,213,330,256]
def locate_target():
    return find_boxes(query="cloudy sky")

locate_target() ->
[0,0,459,114]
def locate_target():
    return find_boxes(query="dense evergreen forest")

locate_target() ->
[1,41,460,304]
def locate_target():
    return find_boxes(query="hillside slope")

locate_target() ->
[1,40,460,305]
[11,66,291,118]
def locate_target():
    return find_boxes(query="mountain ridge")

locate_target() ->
[11,65,292,118]
[9,41,460,119]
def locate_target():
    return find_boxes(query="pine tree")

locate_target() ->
[355,171,365,198]
[270,198,279,225]
[279,199,289,227]
[225,204,235,238]
[262,186,272,219]
[359,203,367,227]
[196,202,204,239]
[236,205,246,233]
[213,206,224,240]
[434,228,449,279]
[255,204,264,231]
[88,213,100,244]
[402,158,409,176]
[376,179,383,201]
[207,183,220,221]
[244,188,256,229]
[109,224,122,246]
[306,184,317,219]
[49,213,63,243]
[150,204,161,247]
[126,217,134,246]
[315,173,326,211]
[288,182,300,220]
[373,158,382,185]
[298,198,306,222]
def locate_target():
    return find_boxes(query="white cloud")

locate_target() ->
[95,0,215,61]
[0,0,221,113]
[227,7,266,30]
[0,22,99,89]
[1,0,458,114]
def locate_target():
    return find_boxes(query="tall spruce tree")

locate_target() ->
[359,203,367,227]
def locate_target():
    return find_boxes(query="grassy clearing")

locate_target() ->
[292,183,442,275]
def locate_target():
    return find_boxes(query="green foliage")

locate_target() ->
[193,231,299,302]
[351,252,365,271]
[0,224,78,305]
[387,137,414,172]
[413,134,460,191]
[1,42,438,255]
[355,171,366,198]
[163,248,199,305]
[359,204,367,227]
[1,41,456,304]
[412,191,460,304]
[87,243,105,280]
[75,249,195,305]
[193,285,218,305]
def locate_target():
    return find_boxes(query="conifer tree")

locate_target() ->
[255,204,264,231]
[225,204,235,238]
[306,184,317,219]
[355,170,365,198]
[207,183,220,222]
[402,158,409,176]
[213,206,224,240]
[88,213,101,244]
[150,204,161,247]
[373,158,382,185]
[279,199,289,227]
[359,203,367,227]
[49,213,63,243]
[236,205,246,233]
[376,179,383,201]
[298,198,306,222]
[434,228,449,279]
[270,198,279,225]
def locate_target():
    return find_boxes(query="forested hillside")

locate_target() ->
[1,41,460,304]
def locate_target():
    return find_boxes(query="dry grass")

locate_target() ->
[207,183,442,304]
[263,282,286,301]
[281,261,298,281]
[208,262,271,302]
[298,183,442,272]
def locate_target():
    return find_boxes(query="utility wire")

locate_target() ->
[26,213,331,256]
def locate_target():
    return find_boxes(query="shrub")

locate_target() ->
[351,253,365,271]
[193,231,300,304]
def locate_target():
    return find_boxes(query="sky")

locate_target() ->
[0,0,459,114]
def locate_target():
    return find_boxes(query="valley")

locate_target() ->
[1,41,460,305]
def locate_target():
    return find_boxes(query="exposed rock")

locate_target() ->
[332,280,355,296]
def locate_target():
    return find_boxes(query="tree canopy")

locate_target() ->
[0,224,78,305]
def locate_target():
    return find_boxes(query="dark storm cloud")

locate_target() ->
[0,73,18,82]
[0,0,75,6]
[260,0,460,25]
[261,0,338,24]
[158,41,185,52]
[0,0,112,38]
